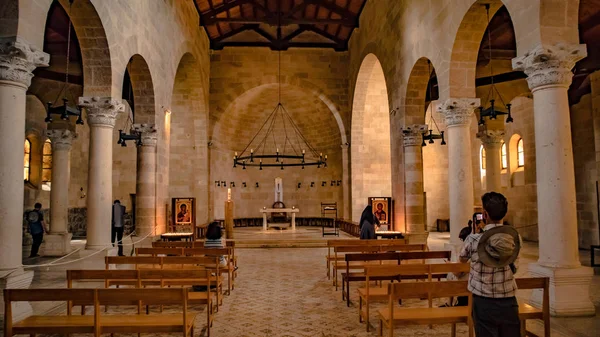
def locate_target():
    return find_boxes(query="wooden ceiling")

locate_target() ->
[192,0,368,51]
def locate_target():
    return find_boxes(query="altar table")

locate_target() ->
[260,208,300,231]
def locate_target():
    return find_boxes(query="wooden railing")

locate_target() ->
[336,219,359,237]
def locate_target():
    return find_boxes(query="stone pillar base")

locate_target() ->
[41,233,72,256]
[404,231,429,245]
[0,269,34,322]
[528,263,595,317]
[444,242,464,262]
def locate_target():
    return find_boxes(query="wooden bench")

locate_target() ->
[139,269,217,336]
[326,239,408,278]
[180,247,236,294]
[378,280,473,337]
[136,247,185,256]
[152,240,238,274]
[359,262,470,331]
[516,277,550,337]
[342,252,401,306]
[332,244,427,289]
[3,288,198,337]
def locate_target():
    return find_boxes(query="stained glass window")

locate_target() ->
[517,138,524,167]
[501,142,507,169]
[480,145,486,170]
[24,139,31,181]
[42,139,52,183]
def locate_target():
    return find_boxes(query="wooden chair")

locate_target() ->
[359,263,470,331]
[378,280,473,337]
[138,269,217,336]
[516,277,550,337]
[95,288,196,337]
[3,288,95,337]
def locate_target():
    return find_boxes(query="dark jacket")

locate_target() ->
[359,205,379,240]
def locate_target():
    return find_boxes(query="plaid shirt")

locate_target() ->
[459,223,518,298]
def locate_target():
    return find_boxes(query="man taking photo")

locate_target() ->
[460,192,521,337]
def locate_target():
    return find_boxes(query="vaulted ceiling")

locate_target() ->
[192,0,368,51]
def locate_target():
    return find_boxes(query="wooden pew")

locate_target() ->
[378,280,473,337]
[136,247,185,256]
[359,263,470,331]
[342,252,401,306]
[516,277,550,337]
[152,240,238,275]
[326,239,408,278]
[67,269,140,314]
[138,269,217,336]
[95,288,197,337]
[342,250,452,306]
[183,247,235,293]
[3,288,95,336]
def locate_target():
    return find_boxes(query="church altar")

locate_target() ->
[260,208,300,231]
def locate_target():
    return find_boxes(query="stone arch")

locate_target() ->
[55,0,112,97]
[351,53,392,222]
[126,54,156,124]
[540,0,581,45]
[405,57,439,125]
[170,52,209,223]
[210,77,347,144]
[449,0,516,98]
[211,83,343,219]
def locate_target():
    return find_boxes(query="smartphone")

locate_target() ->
[476,213,483,221]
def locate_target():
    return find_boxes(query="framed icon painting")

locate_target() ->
[171,197,195,232]
[368,197,392,227]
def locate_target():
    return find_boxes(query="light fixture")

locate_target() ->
[297,182,301,189]
[116,59,141,147]
[330,180,335,186]
[222,181,226,187]
[233,49,326,169]
[45,0,84,126]
[255,182,259,188]
[230,182,235,188]
[421,60,446,146]
[478,4,514,126]
[321,181,326,187]
[310,182,315,187]
[336,180,341,186]
[242,182,247,188]
[117,129,142,147]
[215,181,220,187]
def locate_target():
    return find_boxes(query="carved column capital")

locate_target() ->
[0,37,49,87]
[438,98,480,127]
[512,43,587,90]
[46,129,77,151]
[477,130,505,148]
[402,124,428,147]
[132,123,158,147]
[78,97,125,128]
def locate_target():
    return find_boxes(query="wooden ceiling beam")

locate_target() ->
[203,16,355,25]
[282,27,305,41]
[300,24,345,46]
[303,0,356,21]
[201,0,254,19]
[211,40,344,50]
[212,24,260,43]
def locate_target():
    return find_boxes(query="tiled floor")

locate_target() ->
[7,229,600,336]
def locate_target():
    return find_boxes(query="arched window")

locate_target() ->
[24,139,31,182]
[42,139,52,186]
[501,142,507,169]
[480,145,486,170]
[517,138,524,167]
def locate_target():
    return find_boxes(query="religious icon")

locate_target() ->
[369,197,392,225]
[172,198,195,226]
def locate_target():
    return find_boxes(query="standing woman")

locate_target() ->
[359,205,379,240]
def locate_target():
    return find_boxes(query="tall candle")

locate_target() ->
[227,188,231,201]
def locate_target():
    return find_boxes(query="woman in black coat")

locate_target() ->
[359,205,380,239]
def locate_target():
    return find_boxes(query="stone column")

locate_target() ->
[0,36,49,321]
[340,143,350,219]
[133,124,157,237]
[401,124,427,231]
[439,98,479,245]
[79,97,124,250]
[513,43,594,316]
[43,129,77,256]
[477,130,504,193]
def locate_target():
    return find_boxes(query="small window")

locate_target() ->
[517,138,524,167]
[24,139,31,181]
[42,139,52,189]
[501,142,507,169]
[480,145,486,170]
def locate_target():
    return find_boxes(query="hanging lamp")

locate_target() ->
[45,0,84,126]
[116,60,142,147]
[478,4,514,126]
[421,60,446,146]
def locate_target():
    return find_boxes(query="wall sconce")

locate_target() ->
[215,181,221,187]
[79,187,86,199]
[321,181,326,187]
[310,182,315,187]
[330,180,335,186]
[297,182,301,189]
[255,182,259,188]
[242,182,247,188]
[337,180,341,186]
[222,181,226,187]
[230,182,235,188]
